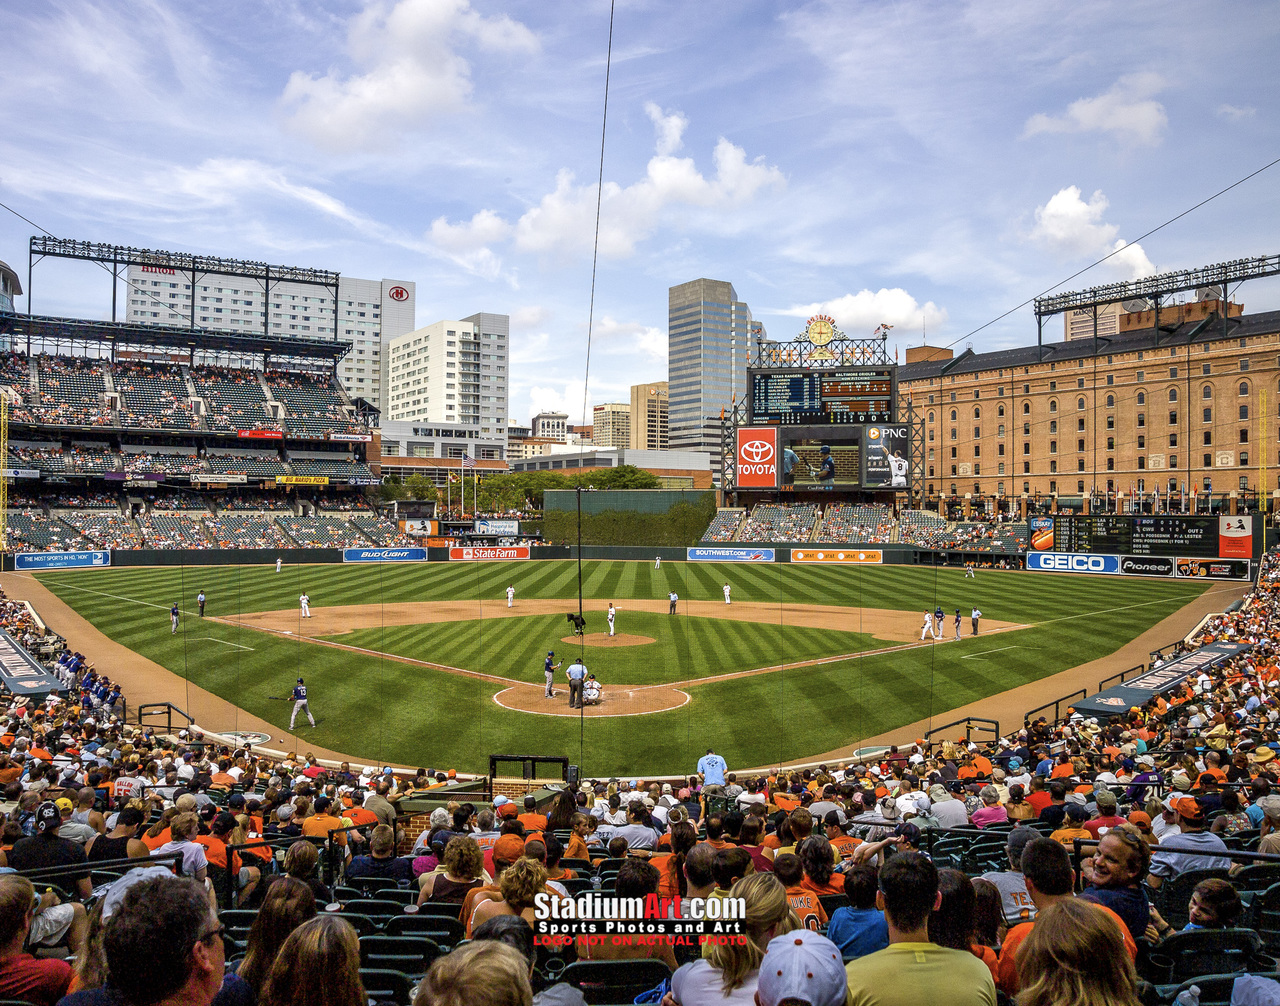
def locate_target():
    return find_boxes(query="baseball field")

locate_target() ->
[31,560,1212,775]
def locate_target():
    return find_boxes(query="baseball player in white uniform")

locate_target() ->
[723,582,731,605]
[290,677,315,729]
[607,603,616,636]
[655,555,661,570]
[964,562,976,579]
[276,557,282,573]
[920,611,934,641]
[300,592,311,618]
[506,584,515,608]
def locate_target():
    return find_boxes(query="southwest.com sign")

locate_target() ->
[686,547,775,562]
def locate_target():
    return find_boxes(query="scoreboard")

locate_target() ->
[1049,514,1254,559]
[750,368,895,424]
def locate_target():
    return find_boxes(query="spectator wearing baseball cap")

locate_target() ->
[757,930,848,1006]
[1084,790,1125,839]
[1147,797,1230,889]
[5,801,92,901]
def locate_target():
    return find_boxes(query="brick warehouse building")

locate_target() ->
[897,299,1280,510]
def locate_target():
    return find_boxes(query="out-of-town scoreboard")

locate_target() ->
[1052,515,1247,559]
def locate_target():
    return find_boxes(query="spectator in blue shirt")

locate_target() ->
[826,865,889,959]
[697,749,727,794]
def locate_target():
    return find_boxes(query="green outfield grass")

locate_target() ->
[324,611,888,685]
[34,560,1210,775]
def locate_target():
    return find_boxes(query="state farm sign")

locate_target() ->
[449,546,530,561]
[736,428,778,488]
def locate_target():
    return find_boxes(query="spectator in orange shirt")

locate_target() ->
[301,796,347,850]
[699,814,732,851]
[652,822,697,898]
[563,813,592,862]
[196,812,261,905]
[773,853,827,930]
[515,796,545,833]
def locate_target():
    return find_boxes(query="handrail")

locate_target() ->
[1024,690,1087,728]
[16,851,182,899]
[224,835,325,908]
[923,717,1000,745]
[136,702,193,734]
[1097,663,1146,691]
[324,822,377,890]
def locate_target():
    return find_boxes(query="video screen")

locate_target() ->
[780,435,861,487]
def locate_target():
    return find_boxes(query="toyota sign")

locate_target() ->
[735,428,779,488]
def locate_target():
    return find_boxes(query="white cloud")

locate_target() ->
[1024,73,1168,145]
[511,306,551,331]
[644,101,688,156]
[280,0,537,151]
[426,208,514,279]
[1029,185,1155,279]
[779,290,947,337]
[514,136,784,257]
[593,316,666,362]
[1218,103,1256,121]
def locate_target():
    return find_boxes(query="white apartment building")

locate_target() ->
[124,265,415,410]
[531,411,569,441]
[384,313,509,433]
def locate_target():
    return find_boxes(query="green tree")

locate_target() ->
[405,474,436,500]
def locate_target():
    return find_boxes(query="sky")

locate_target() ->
[2,0,1279,428]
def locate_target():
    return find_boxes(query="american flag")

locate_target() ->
[462,454,475,469]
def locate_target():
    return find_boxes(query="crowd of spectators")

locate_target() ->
[700,509,745,543]
[0,551,1274,1005]
[122,453,204,475]
[32,357,111,428]
[738,504,819,542]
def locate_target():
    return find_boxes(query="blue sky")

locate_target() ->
[2,0,1278,427]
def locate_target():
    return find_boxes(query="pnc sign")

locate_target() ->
[388,285,410,302]
[736,427,778,488]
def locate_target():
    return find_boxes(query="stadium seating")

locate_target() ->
[66,446,118,474]
[141,512,212,548]
[33,355,111,427]
[9,444,66,473]
[700,508,746,542]
[122,452,204,475]
[288,457,374,481]
[276,515,367,547]
[192,365,278,433]
[899,509,951,548]
[266,370,365,439]
[115,362,201,430]
[0,354,35,422]
[207,453,289,478]
[313,492,372,512]
[351,513,416,546]
[817,503,896,543]
[738,503,819,541]
[61,511,141,549]
[5,511,92,551]
[206,513,293,548]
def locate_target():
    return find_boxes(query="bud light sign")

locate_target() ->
[1026,552,1121,575]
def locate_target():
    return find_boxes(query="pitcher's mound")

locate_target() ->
[559,633,655,647]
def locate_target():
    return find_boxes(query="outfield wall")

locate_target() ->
[2,543,1023,569]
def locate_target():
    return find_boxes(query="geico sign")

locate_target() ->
[1028,552,1120,574]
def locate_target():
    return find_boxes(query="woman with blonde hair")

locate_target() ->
[419,836,486,906]
[1015,899,1139,1006]
[415,940,532,1006]
[259,914,366,1006]
[669,872,801,1005]
[470,856,546,931]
